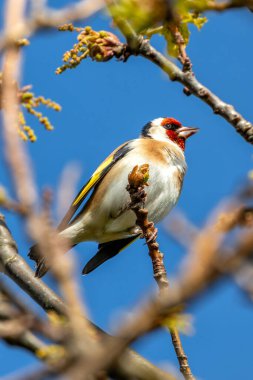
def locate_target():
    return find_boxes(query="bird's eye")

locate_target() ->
[164,123,178,131]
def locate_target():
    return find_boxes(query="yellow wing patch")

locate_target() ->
[72,154,114,206]
[57,140,131,231]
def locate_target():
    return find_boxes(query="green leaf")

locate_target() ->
[181,12,207,30]
[162,27,180,58]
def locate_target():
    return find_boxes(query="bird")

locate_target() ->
[29,117,198,277]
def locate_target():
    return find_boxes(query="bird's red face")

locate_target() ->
[141,117,199,150]
[161,117,199,151]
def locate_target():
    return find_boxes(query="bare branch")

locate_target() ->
[164,211,199,248]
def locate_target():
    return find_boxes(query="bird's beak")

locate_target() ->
[177,126,199,139]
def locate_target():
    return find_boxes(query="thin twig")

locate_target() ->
[167,24,193,95]
[126,164,195,380]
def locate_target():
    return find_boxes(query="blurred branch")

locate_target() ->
[0,280,53,362]
[1,0,37,210]
[126,164,195,380]
[203,0,253,11]
[168,206,253,303]
[0,0,105,52]
[0,214,66,313]
[0,188,30,216]
[234,262,253,301]
[215,206,253,231]
[164,211,199,248]
[0,316,32,338]
[30,213,99,379]
[0,213,174,380]
[0,279,65,342]
[107,3,253,145]
[165,206,253,248]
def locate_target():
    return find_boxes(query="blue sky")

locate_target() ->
[1,2,253,379]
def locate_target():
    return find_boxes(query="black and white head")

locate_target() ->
[141,117,198,151]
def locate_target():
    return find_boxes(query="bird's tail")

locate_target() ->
[82,235,139,275]
[28,242,76,278]
[28,244,49,278]
[29,235,139,277]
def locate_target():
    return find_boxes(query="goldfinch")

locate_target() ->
[29,117,198,277]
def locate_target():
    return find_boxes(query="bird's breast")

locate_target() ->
[101,139,186,225]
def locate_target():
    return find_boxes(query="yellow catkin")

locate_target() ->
[0,71,60,142]
[23,125,37,142]
[18,128,29,141]
[56,24,118,74]
[18,111,26,126]
[20,91,61,138]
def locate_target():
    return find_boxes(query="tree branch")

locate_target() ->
[139,40,253,144]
